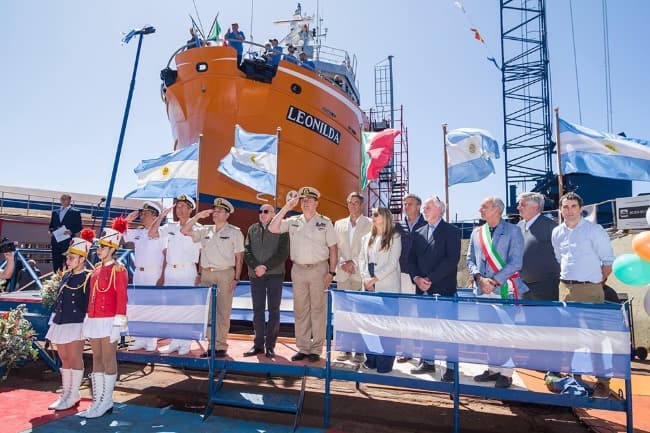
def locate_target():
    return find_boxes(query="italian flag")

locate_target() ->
[360,129,401,189]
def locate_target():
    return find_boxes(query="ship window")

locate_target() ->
[196,62,208,72]
[291,83,302,94]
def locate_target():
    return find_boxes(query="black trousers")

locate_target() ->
[51,238,71,272]
[250,274,283,350]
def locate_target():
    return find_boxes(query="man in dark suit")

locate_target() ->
[393,193,427,363]
[48,194,82,272]
[408,195,461,379]
[516,192,560,301]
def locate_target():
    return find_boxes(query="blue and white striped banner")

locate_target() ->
[331,291,631,378]
[231,284,295,323]
[127,286,211,340]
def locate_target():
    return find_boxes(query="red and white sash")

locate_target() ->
[477,224,519,299]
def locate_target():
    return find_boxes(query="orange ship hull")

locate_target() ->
[164,45,364,227]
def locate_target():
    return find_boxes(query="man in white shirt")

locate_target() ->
[124,201,166,352]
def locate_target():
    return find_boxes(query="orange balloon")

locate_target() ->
[632,231,650,262]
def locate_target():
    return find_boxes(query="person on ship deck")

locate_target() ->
[284,44,299,64]
[225,23,246,63]
[299,51,315,71]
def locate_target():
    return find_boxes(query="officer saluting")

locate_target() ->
[268,186,338,363]
[123,201,165,352]
[181,197,244,358]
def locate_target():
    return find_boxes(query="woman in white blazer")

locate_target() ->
[358,207,402,373]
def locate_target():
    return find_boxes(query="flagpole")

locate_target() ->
[196,134,203,206]
[100,26,155,233]
[554,107,564,223]
[275,126,281,209]
[442,123,450,221]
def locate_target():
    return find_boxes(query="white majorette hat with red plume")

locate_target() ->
[65,228,96,257]
[98,216,128,249]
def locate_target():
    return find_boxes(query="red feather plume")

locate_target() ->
[112,216,128,234]
[80,228,95,243]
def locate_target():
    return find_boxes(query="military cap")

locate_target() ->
[298,186,320,199]
[213,197,234,213]
[141,201,162,216]
[174,194,196,210]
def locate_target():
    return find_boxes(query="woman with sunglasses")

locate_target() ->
[45,229,94,411]
[78,218,128,419]
[358,207,402,373]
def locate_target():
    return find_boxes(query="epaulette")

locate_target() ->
[113,261,126,271]
[319,214,331,222]
[227,223,242,231]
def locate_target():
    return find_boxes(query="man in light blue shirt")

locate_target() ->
[551,191,615,398]
[551,192,614,299]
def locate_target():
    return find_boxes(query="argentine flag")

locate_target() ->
[218,124,278,196]
[127,286,211,340]
[125,143,198,199]
[446,128,499,186]
[559,118,650,182]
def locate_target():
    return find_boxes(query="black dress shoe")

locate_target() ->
[291,352,308,361]
[265,348,275,358]
[214,350,227,358]
[307,354,320,363]
[243,347,264,357]
[441,369,455,382]
[410,362,436,375]
[473,370,501,382]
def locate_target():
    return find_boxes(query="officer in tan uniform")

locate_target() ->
[269,186,338,362]
[181,197,244,358]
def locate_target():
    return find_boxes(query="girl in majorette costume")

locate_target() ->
[46,228,95,411]
[78,218,128,419]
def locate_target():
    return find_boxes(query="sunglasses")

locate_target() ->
[259,209,272,214]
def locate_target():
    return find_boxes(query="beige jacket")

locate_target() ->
[334,215,372,283]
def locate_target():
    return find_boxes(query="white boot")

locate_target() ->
[159,339,181,354]
[56,369,83,410]
[128,337,148,351]
[48,368,71,410]
[144,338,158,352]
[78,372,103,418]
[84,373,116,418]
[177,340,192,356]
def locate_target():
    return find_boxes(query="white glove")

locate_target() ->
[113,315,128,329]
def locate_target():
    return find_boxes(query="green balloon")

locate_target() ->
[612,254,650,286]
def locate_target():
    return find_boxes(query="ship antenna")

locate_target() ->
[248,0,255,56]
[191,0,206,37]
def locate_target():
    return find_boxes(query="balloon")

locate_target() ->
[632,231,650,261]
[645,288,650,315]
[612,254,650,286]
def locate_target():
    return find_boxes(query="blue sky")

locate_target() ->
[2,1,648,219]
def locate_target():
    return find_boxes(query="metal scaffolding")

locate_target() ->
[365,56,409,220]
[500,0,554,211]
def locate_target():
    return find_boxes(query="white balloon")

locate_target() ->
[646,206,650,225]
[645,287,650,315]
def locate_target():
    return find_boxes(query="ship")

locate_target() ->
[160,5,365,228]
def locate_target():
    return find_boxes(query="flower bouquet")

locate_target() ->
[0,304,39,380]
[40,273,62,309]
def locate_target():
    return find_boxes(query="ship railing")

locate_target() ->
[315,45,356,80]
